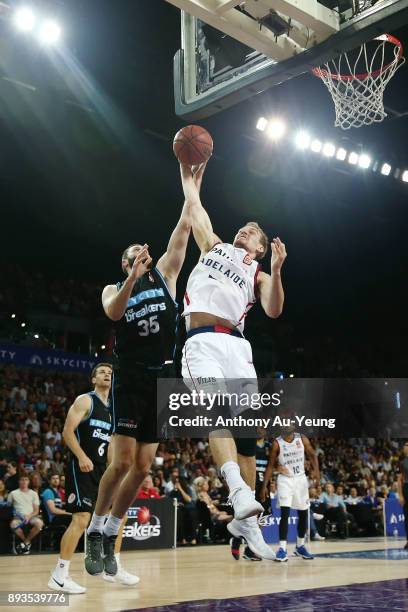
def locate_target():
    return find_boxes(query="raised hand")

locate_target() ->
[129,245,153,283]
[271,237,287,273]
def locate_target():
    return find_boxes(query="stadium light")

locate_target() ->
[11,313,16,319]
[101,344,106,350]
[295,131,311,150]
[34,334,39,339]
[322,142,336,158]
[256,117,268,132]
[336,147,347,161]
[266,119,286,140]
[38,19,61,45]
[13,7,36,32]
[381,163,392,176]
[402,170,408,183]
[289,373,295,378]
[358,154,371,169]
[21,322,26,328]
[310,139,322,153]
[94,352,98,357]
[348,151,359,165]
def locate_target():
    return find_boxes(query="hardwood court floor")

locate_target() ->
[0,538,407,611]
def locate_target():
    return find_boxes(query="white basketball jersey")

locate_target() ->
[183,243,260,332]
[277,433,305,477]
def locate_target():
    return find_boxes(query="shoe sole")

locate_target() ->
[227,522,275,561]
[274,557,288,562]
[47,579,86,594]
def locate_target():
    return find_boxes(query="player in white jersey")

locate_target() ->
[179,163,287,560]
[260,428,320,561]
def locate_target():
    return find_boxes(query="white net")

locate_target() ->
[313,34,405,130]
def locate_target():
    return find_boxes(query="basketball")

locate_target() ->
[173,125,213,166]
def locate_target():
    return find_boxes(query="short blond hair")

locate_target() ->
[246,221,269,260]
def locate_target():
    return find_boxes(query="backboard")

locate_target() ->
[166,0,408,120]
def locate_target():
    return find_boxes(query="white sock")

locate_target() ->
[221,461,246,491]
[87,513,107,535]
[115,552,120,565]
[297,537,305,547]
[280,540,287,551]
[54,559,70,580]
[103,514,122,538]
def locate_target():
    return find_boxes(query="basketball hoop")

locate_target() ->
[312,34,405,130]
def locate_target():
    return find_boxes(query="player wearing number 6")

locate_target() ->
[85,170,201,579]
[48,363,128,593]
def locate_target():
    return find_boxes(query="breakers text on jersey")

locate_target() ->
[125,302,166,323]
[92,428,111,442]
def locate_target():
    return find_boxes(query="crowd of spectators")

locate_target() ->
[0,265,103,319]
[0,364,406,552]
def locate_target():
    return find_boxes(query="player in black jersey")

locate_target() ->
[48,363,113,594]
[85,167,205,578]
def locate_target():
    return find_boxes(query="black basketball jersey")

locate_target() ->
[74,391,112,465]
[255,439,271,485]
[114,267,178,367]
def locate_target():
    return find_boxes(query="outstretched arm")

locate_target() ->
[179,163,220,255]
[156,200,192,282]
[257,237,286,318]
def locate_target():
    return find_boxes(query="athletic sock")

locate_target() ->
[221,461,246,492]
[297,537,305,547]
[53,559,70,581]
[279,540,287,551]
[103,514,122,538]
[115,552,121,567]
[87,513,107,535]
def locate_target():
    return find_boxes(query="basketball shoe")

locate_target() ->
[227,516,275,560]
[228,486,263,520]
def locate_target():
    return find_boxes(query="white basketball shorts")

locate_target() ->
[277,474,310,511]
[181,329,258,417]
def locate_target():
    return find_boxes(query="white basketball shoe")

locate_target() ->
[227,516,276,560]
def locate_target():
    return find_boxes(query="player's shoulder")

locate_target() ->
[72,393,93,410]
[103,283,120,295]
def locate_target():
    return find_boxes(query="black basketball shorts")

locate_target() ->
[65,459,105,514]
[112,362,175,443]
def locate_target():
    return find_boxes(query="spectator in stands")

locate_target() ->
[336,485,345,499]
[136,475,161,499]
[36,452,51,478]
[194,477,232,524]
[41,474,71,527]
[309,486,325,541]
[320,483,347,538]
[50,450,64,476]
[164,468,180,494]
[0,421,15,444]
[24,409,40,435]
[4,461,19,493]
[388,482,400,500]
[0,479,7,503]
[57,475,66,503]
[8,474,44,554]
[167,475,197,545]
[29,472,43,497]
[345,487,362,505]
[152,475,164,495]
